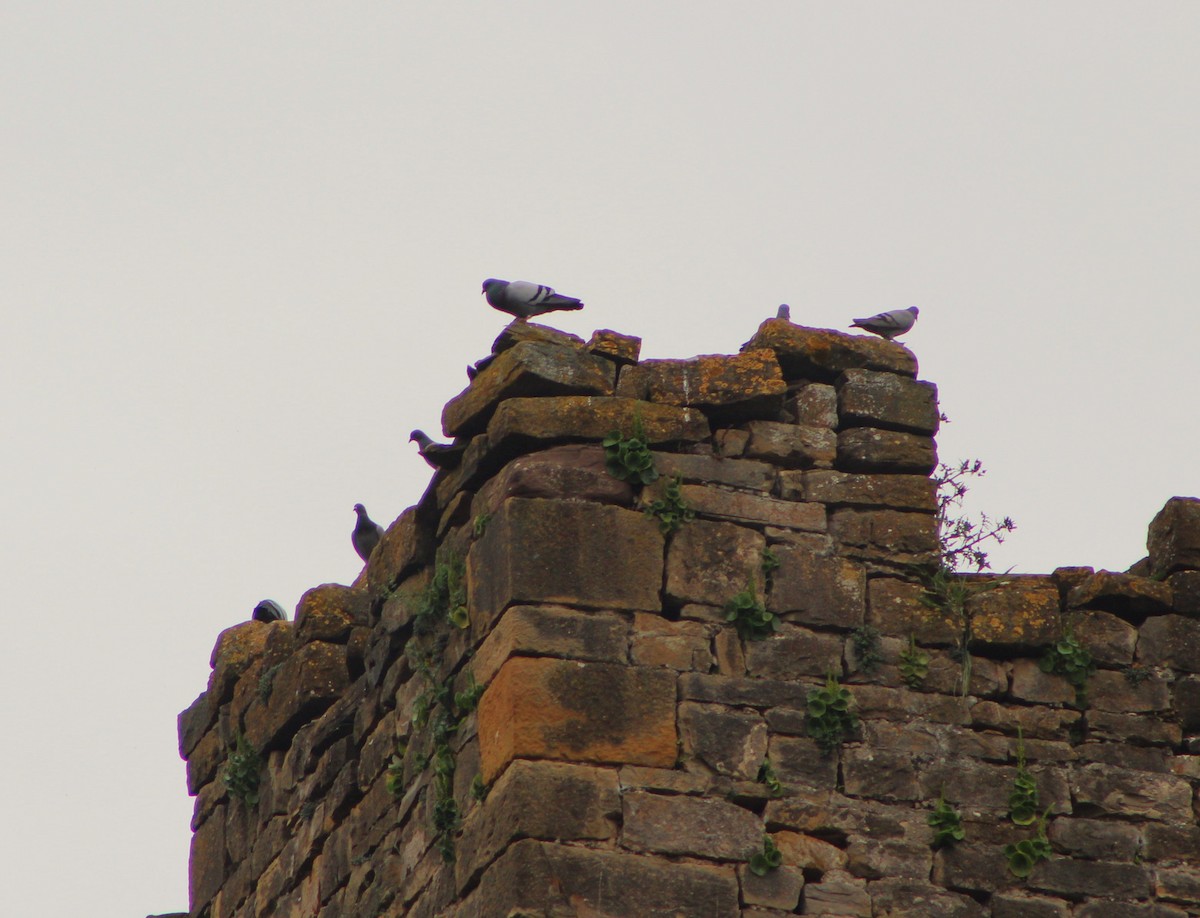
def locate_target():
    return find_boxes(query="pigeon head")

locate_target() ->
[409,429,431,445]
[481,278,502,294]
[353,503,367,516]
[908,307,920,316]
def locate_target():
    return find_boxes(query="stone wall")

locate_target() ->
[177,317,1200,917]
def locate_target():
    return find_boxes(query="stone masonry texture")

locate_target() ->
[175,316,1200,918]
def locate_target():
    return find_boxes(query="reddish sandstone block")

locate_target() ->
[966,577,1061,650]
[615,349,786,420]
[468,498,664,627]
[477,657,677,782]
[471,604,629,685]
[243,641,350,751]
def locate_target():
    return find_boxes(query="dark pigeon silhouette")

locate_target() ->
[252,600,287,623]
[352,503,384,562]
[410,430,467,470]
[776,304,790,320]
[482,278,584,319]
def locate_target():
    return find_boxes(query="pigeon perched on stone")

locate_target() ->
[410,430,467,470]
[776,304,791,320]
[352,503,384,563]
[850,307,919,340]
[482,278,584,319]
[466,354,496,381]
[252,600,287,623]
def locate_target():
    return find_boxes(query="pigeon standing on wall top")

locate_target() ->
[410,430,467,470]
[776,304,791,320]
[352,504,384,563]
[850,307,919,340]
[251,600,287,623]
[482,278,584,319]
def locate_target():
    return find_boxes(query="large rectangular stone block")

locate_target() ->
[836,427,937,474]
[468,498,664,625]
[767,545,865,629]
[742,320,918,381]
[615,350,786,421]
[838,369,939,435]
[778,470,936,512]
[1149,497,1200,577]
[665,518,765,607]
[471,604,629,685]
[477,657,677,782]
[442,340,616,437]
[622,790,762,859]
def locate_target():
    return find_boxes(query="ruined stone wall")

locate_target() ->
[177,317,1200,917]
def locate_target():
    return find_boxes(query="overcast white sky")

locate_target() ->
[2,4,1197,915]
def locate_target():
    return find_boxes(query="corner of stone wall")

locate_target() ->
[178,317,1200,918]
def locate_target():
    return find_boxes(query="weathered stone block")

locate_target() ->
[630,614,713,671]
[768,736,839,787]
[294,584,367,645]
[622,790,761,859]
[471,604,629,686]
[1138,615,1200,673]
[1088,668,1171,714]
[1144,823,1200,863]
[680,483,826,530]
[615,349,786,420]
[679,702,767,779]
[471,445,635,518]
[767,545,865,629]
[442,340,615,436]
[469,498,663,626]
[485,395,710,457]
[1070,762,1194,822]
[664,518,765,607]
[1148,497,1200,577]
[836,427,936,475]
[1174,676,1200,731]
[932,843,1014,895]
[743,420,837,467]
[455,760,618,890]
[772,831,849,871]
[179,690,216,760]
[1010,658,1075,705]
[1157,866,1200,906]
[477,657,677,782]
[1074,609,1138,665]
[243,641,350,751]
[743,625,845,680]
[829,508,939,563]
[870,878,988,917]
[189,809,227,911]
[742,320,917,380]
[652,451,774,490]
[802,870,872,917]
[1048,817,1141,860]
[779,469,936,512]
[466,838,740,917]
[841,746,921,801]
[990,893,1071,918]
[790,382,838,427]
[1032,857,1151,899]
[867,577,959,644]
[208,622,272,704]
[491,319,584,353]
[1068,570,1173,620]
[846,840,932,882]
[838,369,939,435]
[586,328,641,365]
[738,862,804,911]
[366,508,433,604]
[966,577,1061,650]
[1168,569,1200,617]
[681,673,812,709]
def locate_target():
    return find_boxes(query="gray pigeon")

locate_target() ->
[466,354,496,381]
[252,600,287,623]
[776,304,790,320]
[850,306,919,340]
[410,430,467,470]
[482,278,584,319]
[352,503,384,562]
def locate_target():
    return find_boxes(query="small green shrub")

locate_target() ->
[454,674,485,713]
[1007,730,1040,826]
[928,793,965,848]
[806,673,857,754]
[470,774,488,801]
[725,586,780,641]
[644,474,695,535]
[1039,628,1095,706]
[417,553,469,630]
[898,636,931,688]
[222,734,262,806]
[760,547,781,590]
[1005,814,1052,878]
[603,417,659,485]
[851,625,882,674]
[749,834,783,876]
[757,757,784,796]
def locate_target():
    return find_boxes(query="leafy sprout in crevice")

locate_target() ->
[725,586,780,642]
[850,624,883,674]
[749,834,783,876]
[757,756,784,796]
[806,672,857,755]
[1038,626,1095,707]
[644,474,695,535]
[928,791,965,848]
[222,733,262,806]
[603,415,659,486]
[898,636,931,688]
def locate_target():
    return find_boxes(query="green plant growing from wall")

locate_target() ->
[1039,626,1095,707]
[644,474,695,534]
[1005,813,1052,878]
[385,748,407,797]
[1007,729,1040,826]
[757,757,784,796]
[603,416,659,485]
[749,834,783,876]
[222,734,262,806]
[806,672,857,754]
[472,512,492,538]
[257,662,283,702]
[898,636,931,688]
[928,792,965,848]
[416,552,469,631]
[454,674,486,713]
[760,546,781,591]
[725,586,780,641]
[1123,665,1152,686]
[470,774,488,802]
[851,624,883,673]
